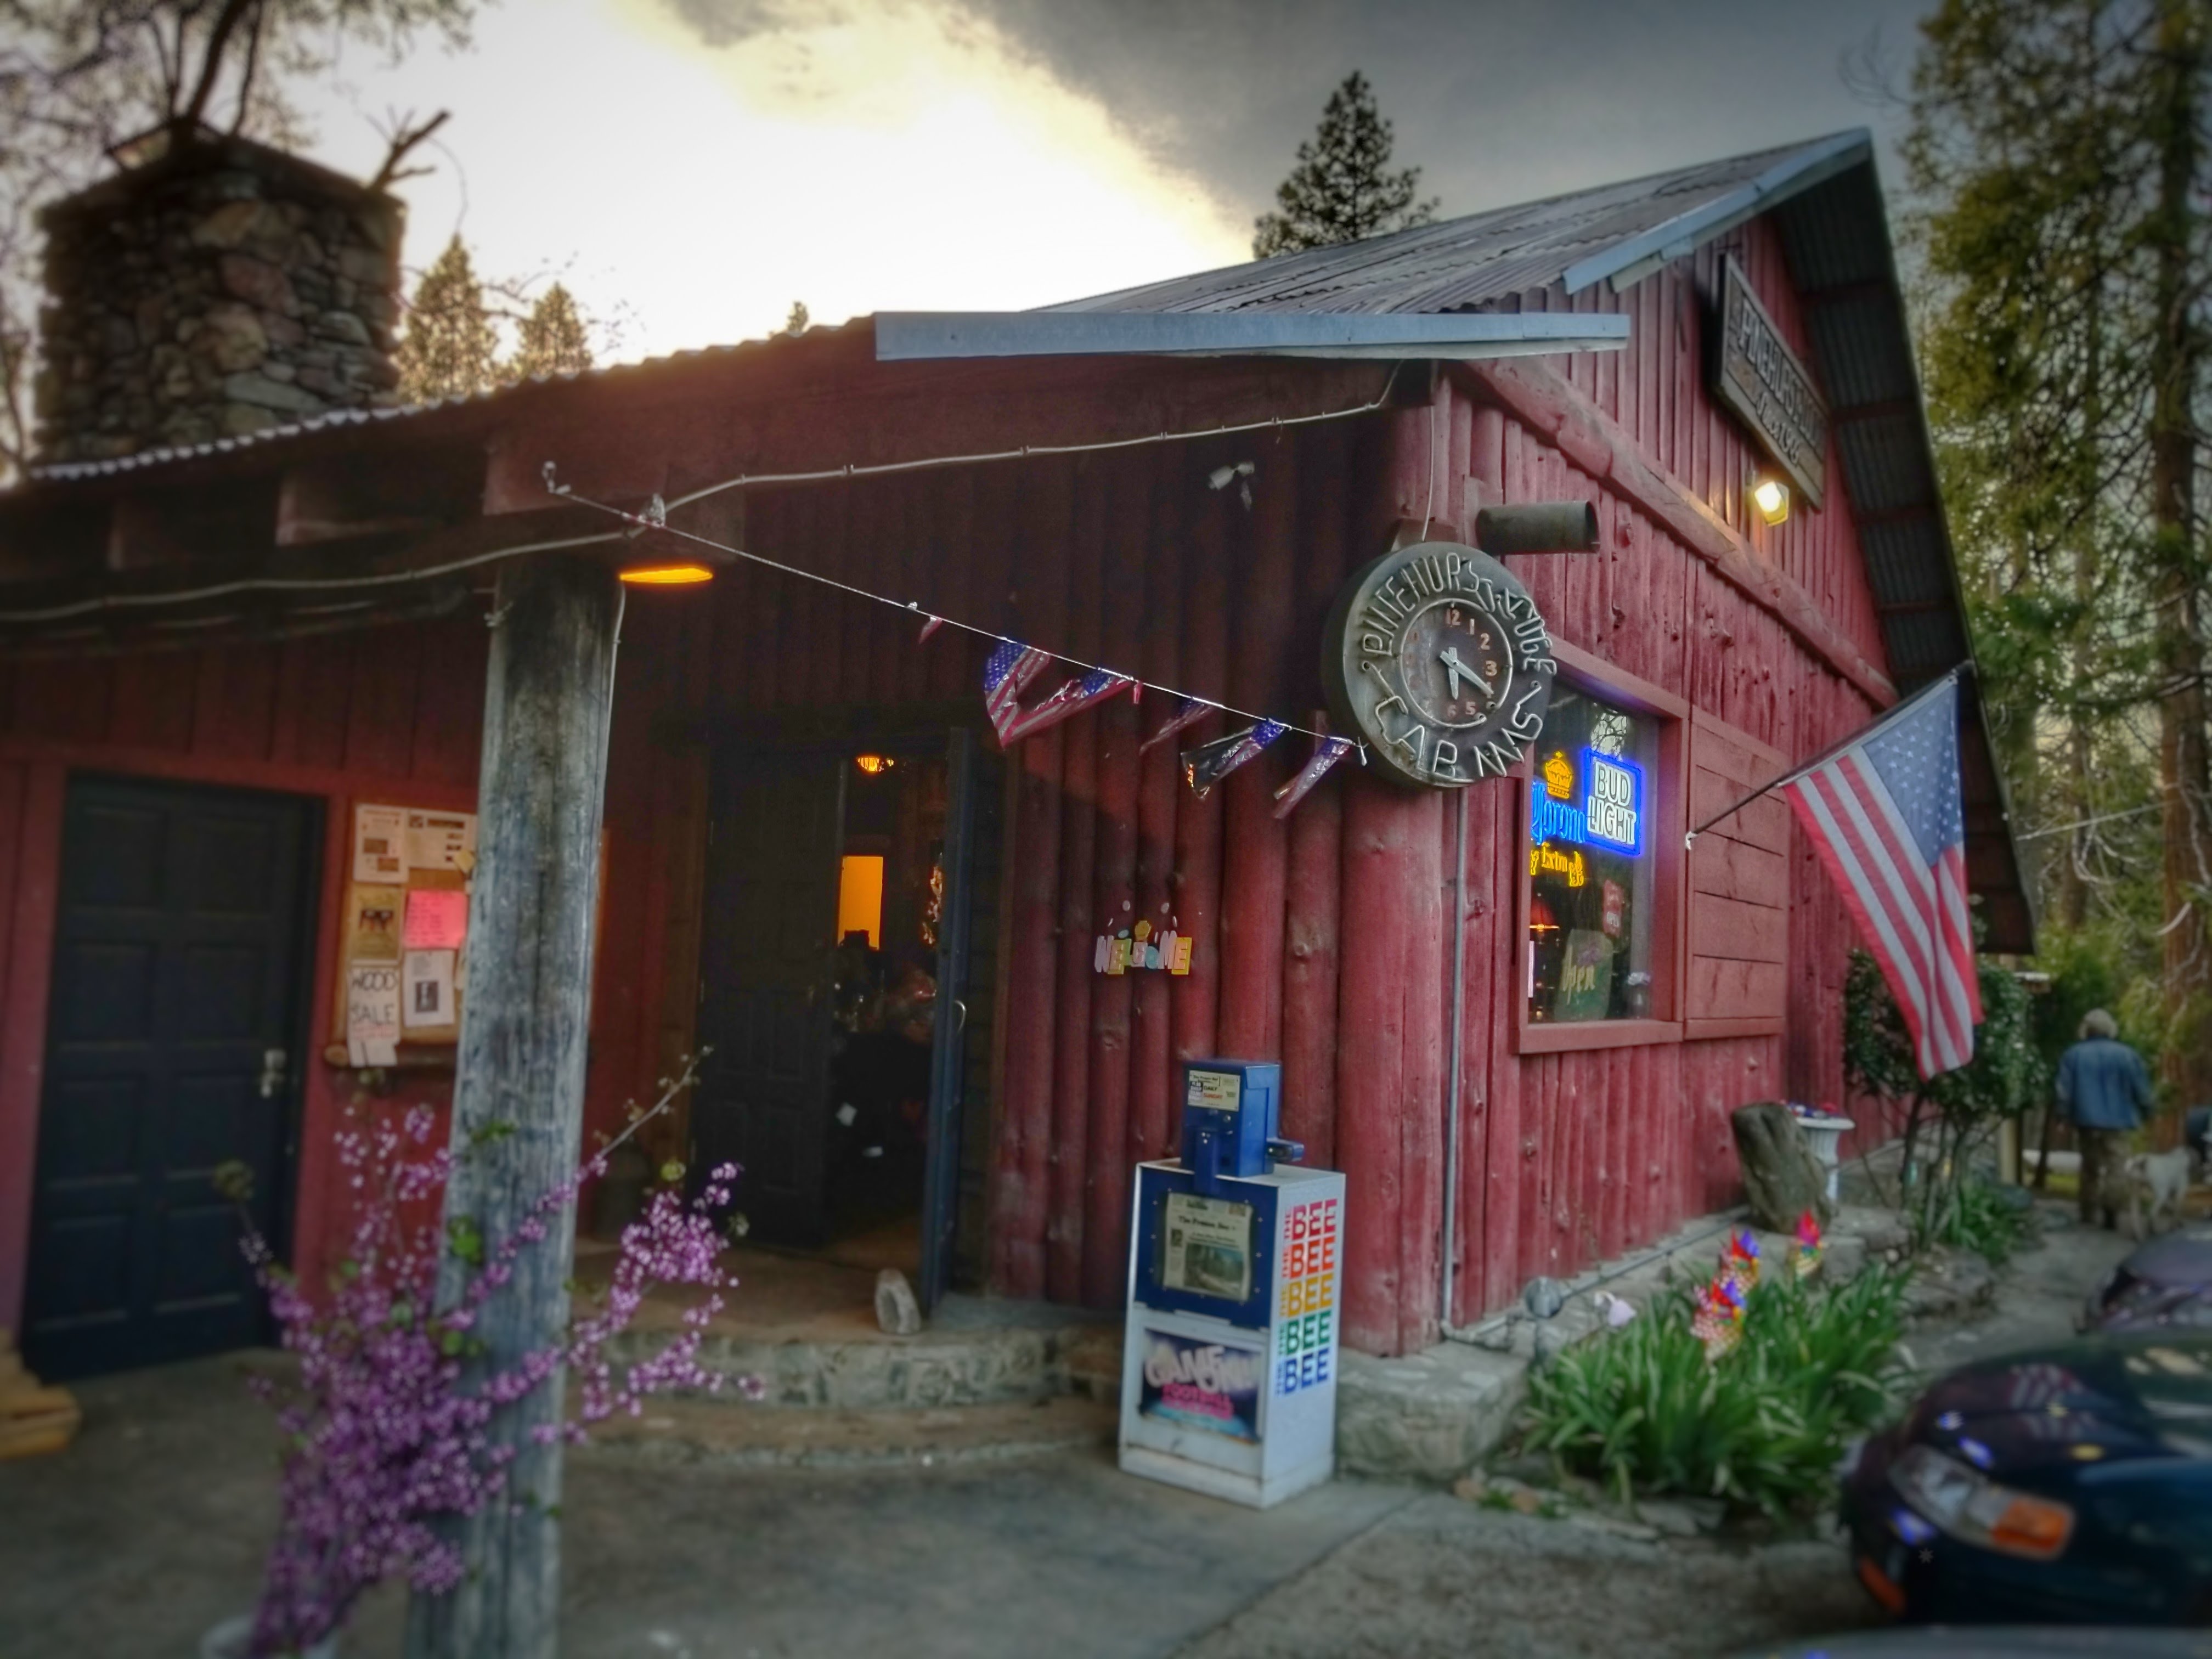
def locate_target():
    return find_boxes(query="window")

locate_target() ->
[1526,686,1660,1024]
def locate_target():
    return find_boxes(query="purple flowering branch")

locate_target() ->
[219,1053,755,1657]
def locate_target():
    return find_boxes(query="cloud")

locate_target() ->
[658,0,1935,227]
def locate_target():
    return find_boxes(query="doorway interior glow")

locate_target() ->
[838,855,885,950]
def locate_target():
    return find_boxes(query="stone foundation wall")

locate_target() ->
[34,136,404,464]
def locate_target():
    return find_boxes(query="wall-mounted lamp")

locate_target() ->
[1751,477,1791,527]
[618,561,716,586]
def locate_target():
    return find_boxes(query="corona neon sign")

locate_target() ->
[1528,749,1645,859]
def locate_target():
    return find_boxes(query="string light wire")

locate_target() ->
[551,473,1360,751]
[0,365,1406,636]
[659,363,1405,512]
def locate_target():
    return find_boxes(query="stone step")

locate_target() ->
[606,1296,1123,1413]
[577,1394,1117,1470]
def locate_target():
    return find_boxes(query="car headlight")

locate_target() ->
[1888,1444,2075,1560]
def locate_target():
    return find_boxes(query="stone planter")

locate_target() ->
[200,1613,337,1659]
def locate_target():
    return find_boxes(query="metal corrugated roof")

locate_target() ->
[23,325,862,483]
[1047,128,2026,947]
[1047,134,1863,317]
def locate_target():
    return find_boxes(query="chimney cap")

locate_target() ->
[42,125,403,230]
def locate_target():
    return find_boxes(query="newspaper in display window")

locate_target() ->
[1160,1192,1254,1303]
[1186,1068,1243,1115]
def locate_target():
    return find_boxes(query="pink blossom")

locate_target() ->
[230,1086,739,1656]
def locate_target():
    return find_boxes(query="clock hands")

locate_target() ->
[1438,645,1491,704]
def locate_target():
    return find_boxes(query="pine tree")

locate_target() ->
[510,283,593,381]
[1906,0,2212,1108]
[1252,71,1437,258]
[395,235,499,403]
[785,300,810,337]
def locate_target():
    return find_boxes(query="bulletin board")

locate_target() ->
[325,801,478,1069]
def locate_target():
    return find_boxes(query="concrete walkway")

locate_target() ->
[0,1200,2142,1658]
[0,1352,1406,1658]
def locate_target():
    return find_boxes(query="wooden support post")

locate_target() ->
[405,552,621,1659]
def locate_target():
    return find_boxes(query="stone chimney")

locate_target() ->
[33,128,406,466]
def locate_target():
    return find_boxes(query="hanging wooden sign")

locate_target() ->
[1320,539,1555,789]
[1711,256,1827,508]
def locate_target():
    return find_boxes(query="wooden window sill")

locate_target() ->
[1515,1018,1683,1055]
[1684,1017,1786,1042]
[321,1042,457,1071]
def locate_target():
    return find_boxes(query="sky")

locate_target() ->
[292,0,1939,364]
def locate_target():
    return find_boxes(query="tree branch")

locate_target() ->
[179,0,258,130]
[368,109,449,193]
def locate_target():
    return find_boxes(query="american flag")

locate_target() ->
[1182,719,1286,798]
[1000,666,1136,743]
[1272,735,1355,820]
[1139,696,1217,753]
[1779,674,1982,1077]
[983,640,1051,742]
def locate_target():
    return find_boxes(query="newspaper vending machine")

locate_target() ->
[1118,1058,1346,1509]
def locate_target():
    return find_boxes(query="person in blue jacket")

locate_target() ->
[2056,1008,2154,1228]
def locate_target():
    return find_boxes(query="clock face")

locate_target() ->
[1321,540,1555,791]
[1398,599,1513,730]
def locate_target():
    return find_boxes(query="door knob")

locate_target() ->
[258,1048,287,1100]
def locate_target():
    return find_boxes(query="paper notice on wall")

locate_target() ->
[403,949,457,1030]
[403,888,469,951]
[405,810,477,875]
[345,960,401,1066]
[347,884,405,962]
[352,804,408,883]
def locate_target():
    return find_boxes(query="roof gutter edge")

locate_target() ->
[1560,130,1875,297]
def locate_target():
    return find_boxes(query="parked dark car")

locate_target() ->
[1839,1331,2212,1626]
[2082,1228,2212,1334]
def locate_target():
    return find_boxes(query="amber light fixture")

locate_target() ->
[854,754,895,775]
[1751,477,1791,527]
[618,562,716,586]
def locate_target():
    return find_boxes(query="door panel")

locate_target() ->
[696,751,845,1248]
[918,727,977,1312]
[25,775,315,1380]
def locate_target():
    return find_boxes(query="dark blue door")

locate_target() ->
[24,776,316,1380]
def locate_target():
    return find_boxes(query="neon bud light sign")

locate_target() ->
[1583,752,1642,854]
[1528,749,1643,856]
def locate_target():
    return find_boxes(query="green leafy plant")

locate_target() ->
[1522,1264,1910,1519]
[1844,949,2047,1255]
[1917,1175,2028,1264]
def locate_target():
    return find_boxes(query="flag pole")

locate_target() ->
[1681,665,1969,850]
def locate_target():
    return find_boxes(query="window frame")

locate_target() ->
[1513,639,1689,1056]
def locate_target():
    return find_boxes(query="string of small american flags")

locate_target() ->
[548,467,1365,815]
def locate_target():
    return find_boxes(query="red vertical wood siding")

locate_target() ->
[0,614,493,1331]
[0,212,1912,1351]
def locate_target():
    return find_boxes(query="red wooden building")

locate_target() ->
[0,128,2027,1379]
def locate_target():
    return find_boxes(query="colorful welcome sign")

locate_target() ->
[1530,749,1645,858]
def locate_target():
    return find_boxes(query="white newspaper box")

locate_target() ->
[1119,1147,1345,1510]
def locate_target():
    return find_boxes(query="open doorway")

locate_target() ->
[692,726,997,1311]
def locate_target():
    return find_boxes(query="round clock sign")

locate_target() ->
[1320,540,1556,789]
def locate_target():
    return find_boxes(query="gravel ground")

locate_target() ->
[1174,1198,2142,1659]
[1175,1502,1871,1659]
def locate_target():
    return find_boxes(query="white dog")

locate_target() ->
[2121,1147,2192,1240]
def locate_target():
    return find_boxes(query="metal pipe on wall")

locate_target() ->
[1440,785,1471,1329]
[1474,501,1600,557]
